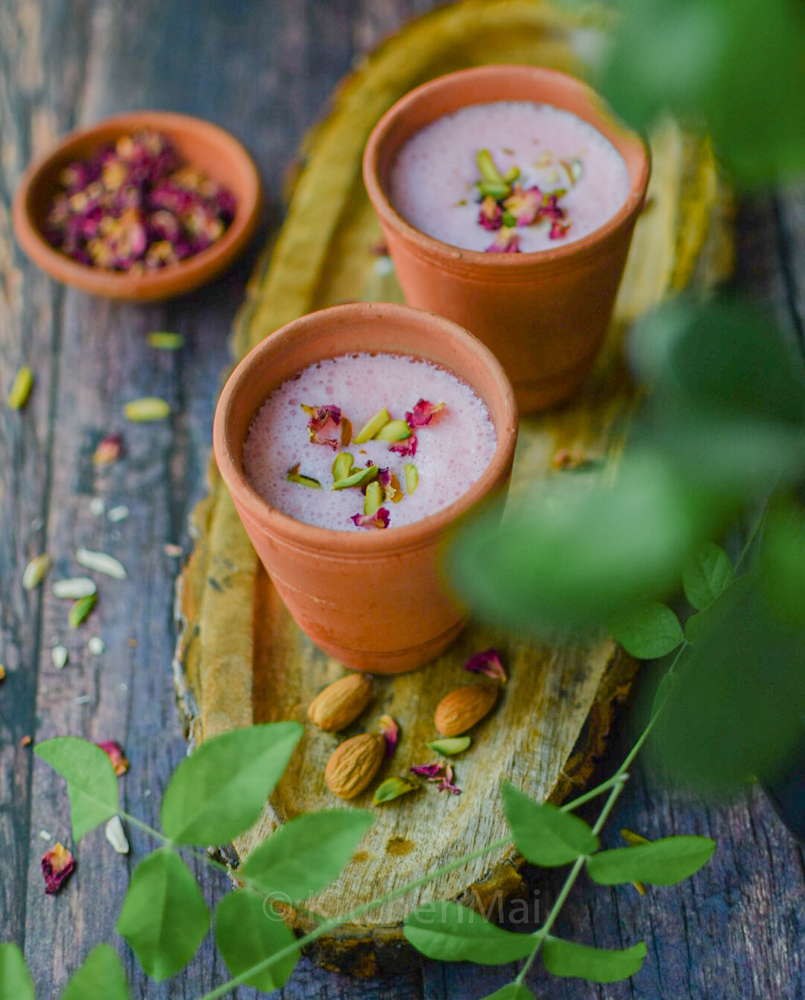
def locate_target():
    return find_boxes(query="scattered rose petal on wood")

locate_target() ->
[410,761,461,795]
[378,715,399,758]
[97,740,130,777]
[464,648,507,684]
[93,433,124,465]
[42,843,74,894]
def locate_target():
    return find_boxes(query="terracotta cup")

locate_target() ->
[363,65,651,413]
[213,302,518,674]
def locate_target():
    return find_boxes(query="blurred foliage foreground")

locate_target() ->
[451,0,805,795]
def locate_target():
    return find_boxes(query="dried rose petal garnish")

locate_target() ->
[378,714,399,758]
[405,399,445,429]
[350,508,390,529]
[478,196,503,231]
[410,761,461,795]
[302,404,342,451]
[97,740,130,776]
[486,227,521,254]
[389,435,418,458]
[503,185,542,226]
[42,842,75,894]
[549,220,570,240]
[93,433,124,465]
[44,129,236,273]
[464,648,506,684]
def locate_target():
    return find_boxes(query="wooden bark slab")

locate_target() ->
[173,0,733,975]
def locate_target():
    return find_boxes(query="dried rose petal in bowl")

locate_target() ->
[43,129,237,273]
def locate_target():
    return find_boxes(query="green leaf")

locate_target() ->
[116,847,210,982]
[404,902,534,964]
[502,783,599,865]
[682,543,733,611]
[543,936,647,983]
[160,722,302,845]
[242,809,373,900]
[61,944,131,1000]
[650,576,805,791]
[601,0,805,184]
[761,503,805,623]
[684,575,750,644]
[450,450,709,637]
[35,737,118,841]
[586,836,716,886]
[0,943,34,1000]
[214,890,298,992]
[608,602,684,659]
[481,985,536,1000]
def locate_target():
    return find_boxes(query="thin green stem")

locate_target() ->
[559,772,628,812]
[735,493,772,572]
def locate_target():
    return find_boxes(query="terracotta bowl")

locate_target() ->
[363,65,651,413]
[213,302,518,674]
[12,111,261,302]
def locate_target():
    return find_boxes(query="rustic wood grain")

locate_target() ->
[1,0,804,998]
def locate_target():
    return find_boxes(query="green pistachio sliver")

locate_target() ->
[332,464,378,490]
[404,463,419,494]
[375,419,411,442]
[427,736,471,756]
[332,452,354,482]
[8,366,33,410]
[502,211,517,228]
[148,332,185,350]
[373,776,419,806]
[69,593,97,629]
[123,397,170,422]
[476,148,505,187]
[476,180,511,200]
[23,554,51,590]
[503,165,521,184]
[287,465,321,489]
[364,481,383,517]
[353,408,390,444]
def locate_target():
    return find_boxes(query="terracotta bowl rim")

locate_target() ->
[363,63,651,270]
[11,109,262,301]
[213,301,519,555]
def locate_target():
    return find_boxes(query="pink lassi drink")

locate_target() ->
[243,351,497,531]
[389,101,631,253]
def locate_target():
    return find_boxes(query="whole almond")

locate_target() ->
[434,684,498,737]
[325,733,385,799]
[308,673,373,731]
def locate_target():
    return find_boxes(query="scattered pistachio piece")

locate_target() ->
[353,408,391,444]
[375,419,411,442]
[107,504,129,523]
[89,497,106,517]
[332,452,354,483]
[23,554,51,591]
[364,481,383,517]
[51,645,69,670]
[123,397,170,422]
[52,577,97,600]
[69,594,97,628]
[87,636,106,655]
[403,463,419,495]
[76,547,127,580]
[105,815,130,854]
[7,366,34,410]
[426,736,471,756]
[332,464,378,490]
[373,776,419,806]
[286,463,322,489]
[148,331,185,350]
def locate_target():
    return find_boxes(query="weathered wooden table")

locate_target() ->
[2,2,804,997]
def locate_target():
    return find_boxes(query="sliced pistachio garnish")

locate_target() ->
[23,554,51,591]
[286,464,322,489]
[502,211,516,227]
[332,452,354,483]
[404,463,419,495]
[503,165,520,184]
[8,366,34,410]
[332,464,378,490]
[476,148,506,187]
[69,594,97,628]
[426,736,471,756]
[353,408,390,444]
[364,481,383,517]
[341,417,353,447]
[375,419,411,442]
[559,157,583,186]
[373,776,419,806]
[475,180,511,200]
